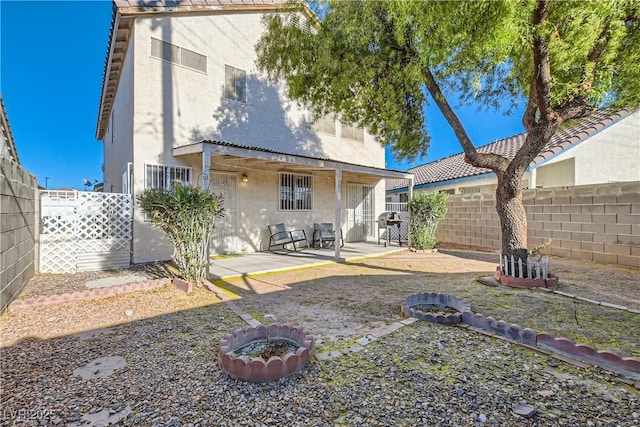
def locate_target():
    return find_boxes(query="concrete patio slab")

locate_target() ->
[208,242,405,280]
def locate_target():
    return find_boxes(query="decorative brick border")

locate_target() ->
[494,267,559,288]
[401,293,471,324]
[8,278,172,310]
[171,277,193,294]
[462,311,639,380]
[535,286,640,314]
[398,294,639,381]
[536,333,640,378]
[202,279,231,302]
[219,324,314,382]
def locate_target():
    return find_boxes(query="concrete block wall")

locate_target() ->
[0,156,38,312]
[436,182,640,268]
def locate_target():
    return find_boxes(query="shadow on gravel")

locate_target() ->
[2,250,639,426]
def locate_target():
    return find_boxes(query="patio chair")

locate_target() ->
[377,213,389,245]
[312,223,344,249]
[268,223,308,253]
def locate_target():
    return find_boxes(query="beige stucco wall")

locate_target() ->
[131,13,384,167]
[436,182,640,268]
[113,11,386,263]
[534,111,640,186]
[188,164,385,254]
[535,158,575,188]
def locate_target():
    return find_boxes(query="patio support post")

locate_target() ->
[202,146,211,281]
[407,176,414,248]
[334,167,344,261]
[202,146,211,191]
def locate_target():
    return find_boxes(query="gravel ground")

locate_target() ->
[1,309,638,426]
[17,262,173,300]
[1,249,639,426]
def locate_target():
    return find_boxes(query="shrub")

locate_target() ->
[408,192,448,250]
[137,184,224,285]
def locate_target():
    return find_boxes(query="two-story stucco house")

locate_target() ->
[96,0,413,263]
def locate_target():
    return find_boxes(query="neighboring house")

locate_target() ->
[387,109,639,199]
[0,96,19,162]
[96,0,413,263]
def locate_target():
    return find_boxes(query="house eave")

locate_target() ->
[174,141,414,181]
[95,10,134,141]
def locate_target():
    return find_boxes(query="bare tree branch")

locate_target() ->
[523,77,539,132]
[532,0,557,122]
[421,66,510,173]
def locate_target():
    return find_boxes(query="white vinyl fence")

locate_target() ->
[39,190,132,273]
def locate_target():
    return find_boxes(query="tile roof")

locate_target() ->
[386,109,632,191]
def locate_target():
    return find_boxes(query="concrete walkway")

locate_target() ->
[208,241,405,280]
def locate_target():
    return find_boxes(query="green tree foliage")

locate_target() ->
[137,185,224,285]
[257,0,639,261]
[407,192,448,250]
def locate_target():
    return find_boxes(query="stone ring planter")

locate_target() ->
[401,293,472,325]
[494,267,559,288]
[219,324,313,382]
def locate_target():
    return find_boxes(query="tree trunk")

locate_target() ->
[495,173,529,274]
[496,188,529,258]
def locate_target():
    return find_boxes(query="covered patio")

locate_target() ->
[208,241,406,280]
[174,140,414,261]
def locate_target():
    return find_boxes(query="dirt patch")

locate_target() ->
[3,249,639,359]
[0,285,222,347]
[216,249,640,357]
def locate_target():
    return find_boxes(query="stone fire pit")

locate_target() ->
[401,293,472,324]
[219,324,313,382]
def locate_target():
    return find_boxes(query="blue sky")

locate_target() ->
[1,1,525,189]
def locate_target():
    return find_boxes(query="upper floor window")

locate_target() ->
[279,173,312,211]
[341,122,364,142]
[311,114,336,135]
[150,38,207,73]
[145,164,191,190]
[225,65,247,103]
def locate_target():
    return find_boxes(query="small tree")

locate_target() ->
[256,0,640,266]
[137,184,224,285]
[407,192,448,250]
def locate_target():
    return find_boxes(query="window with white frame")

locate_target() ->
[279,173,312,210]
[144,164,191,190]
[311,114,336,135]
[150,37,207,73]
[224,64,247,103]
[341,122,364,142]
